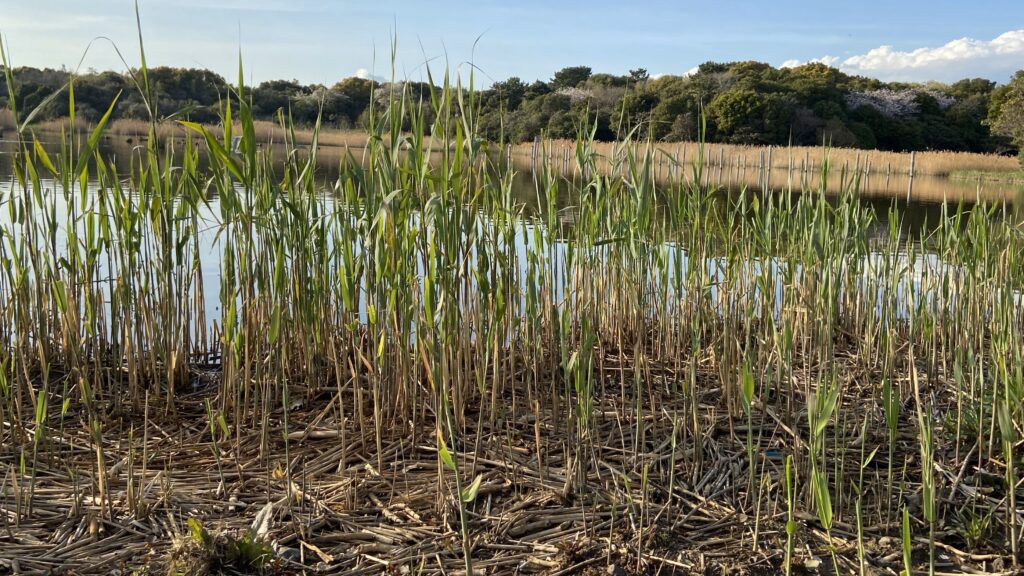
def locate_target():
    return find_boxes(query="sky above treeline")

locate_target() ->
[2,0,1023,87]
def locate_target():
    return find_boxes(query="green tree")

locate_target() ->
[586,73,627,89]
[73,71,127,122]
[488,77,527,110]
[523,80,551,100]
[944,95,994,151]
[612,90,659,138]
[7,66,68,122]
[329,77,376,126]
[948,78,996,100]
[628,68,649,89]
[850,104,924,151]
[546,110,576,138]
[252,79,311,119]
[650,95,695,140]
[987,70,1024,164]
[708,88,766,143]
[551,66,592,90]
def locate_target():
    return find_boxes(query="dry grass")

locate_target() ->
[0,339,1004,576]
[515,139,1020,177]
[32,117,78,133]
[246,121,369,148]
[0,109,15,132]
[23,117,371,150]
[949,169,1024,184]
[510,138,1023,203]
[104,118,370,148]
[106,118,166,139]
[18,115,1015,178]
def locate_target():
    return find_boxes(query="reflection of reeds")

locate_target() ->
[2,44,1023,576]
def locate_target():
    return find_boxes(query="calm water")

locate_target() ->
[3,136,1020,228]
[1,136,1021,338]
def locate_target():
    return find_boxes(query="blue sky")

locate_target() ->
[2,0,1022,86]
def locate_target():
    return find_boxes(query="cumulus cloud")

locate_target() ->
[354,68,385,82]
[784,30,1024,82]
[781,56,839,69]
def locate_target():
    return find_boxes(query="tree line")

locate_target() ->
[1,61,1022,161]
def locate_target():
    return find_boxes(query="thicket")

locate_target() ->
[0,61,1019,157]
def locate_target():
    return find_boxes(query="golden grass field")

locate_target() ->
[13,117,369,149]
[7,114,1021,196]
[516,138,1021,177]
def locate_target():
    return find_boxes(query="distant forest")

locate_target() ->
[1,61,1021,156]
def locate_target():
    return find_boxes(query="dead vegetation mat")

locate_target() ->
[1,347,1021,575]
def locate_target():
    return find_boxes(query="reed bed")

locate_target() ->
[950,170,1024,185]
[1,48,1023,576]
[104,119,370,150]
[26,118,371,151]
[516,138,1021,179]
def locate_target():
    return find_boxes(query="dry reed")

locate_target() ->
[516,138,1020,177]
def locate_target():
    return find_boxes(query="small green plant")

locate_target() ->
[740,359,756,493]
[954,506,993,550]
[784,454,796,576]
[901,506,913,576]
[178,517,276,575]
[882,378,899,524]
[807,372,841,568]
[910,356,937,576]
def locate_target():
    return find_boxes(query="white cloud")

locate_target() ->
[355,68,385,82]
[682,66,700,77]
[781,56,840,69]
[784,30,1024,83]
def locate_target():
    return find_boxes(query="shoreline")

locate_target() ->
[10,119,1019,178]
[948,168,1024,184]
[4,122,1021,204]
